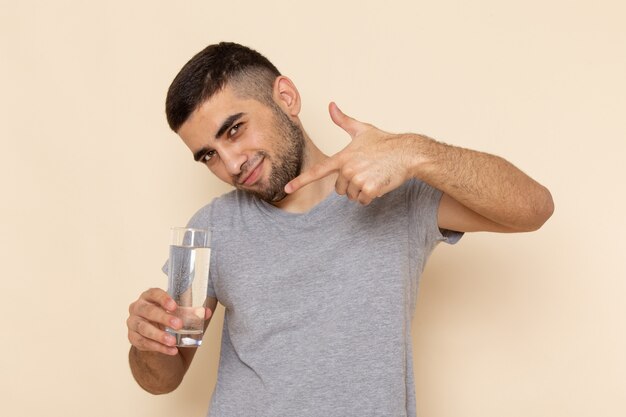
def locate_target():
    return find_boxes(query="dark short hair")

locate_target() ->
[165,42,281,132]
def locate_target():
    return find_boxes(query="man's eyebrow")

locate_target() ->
[215,112,245,139]
[193,147,210,162]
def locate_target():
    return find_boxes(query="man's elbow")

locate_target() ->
[522,186,555,232]
[136,377,182,395]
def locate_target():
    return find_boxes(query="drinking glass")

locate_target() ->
[166,227,211,347]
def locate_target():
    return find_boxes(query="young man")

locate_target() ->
[127,42,553,416]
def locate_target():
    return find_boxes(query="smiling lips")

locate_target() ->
[239,157,264,186]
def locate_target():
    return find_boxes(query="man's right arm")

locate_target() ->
[127,289,217,394]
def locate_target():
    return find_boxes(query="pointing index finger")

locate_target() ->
[285,156,340,194]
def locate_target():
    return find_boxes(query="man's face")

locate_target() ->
[178,85,305,203]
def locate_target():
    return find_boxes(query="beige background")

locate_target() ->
[1,1,624,416]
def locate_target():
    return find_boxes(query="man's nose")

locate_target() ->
[220,147,247,177]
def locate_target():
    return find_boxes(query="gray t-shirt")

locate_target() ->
[168,178,461,417]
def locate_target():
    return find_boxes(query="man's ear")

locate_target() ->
[273,76,301,117]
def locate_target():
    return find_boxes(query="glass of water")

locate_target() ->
[166,227,211,347]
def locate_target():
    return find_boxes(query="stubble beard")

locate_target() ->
[238,105,305,203]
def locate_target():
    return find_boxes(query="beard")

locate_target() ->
[236,104,305,203]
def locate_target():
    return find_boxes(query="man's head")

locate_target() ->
[166,42,306,203]
[166,42,281,132]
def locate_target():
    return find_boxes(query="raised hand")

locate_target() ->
[285,102,416,205]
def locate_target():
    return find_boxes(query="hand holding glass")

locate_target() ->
[166,227,211,347]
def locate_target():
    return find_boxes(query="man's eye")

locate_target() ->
[228,123,242,137]
[203,150,217,162]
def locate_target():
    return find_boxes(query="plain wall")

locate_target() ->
[1,1,624,416]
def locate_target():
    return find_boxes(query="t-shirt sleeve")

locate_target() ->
[406,178,463,251]
[161,202,218,299]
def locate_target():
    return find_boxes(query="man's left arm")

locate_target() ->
[285,102,554,233]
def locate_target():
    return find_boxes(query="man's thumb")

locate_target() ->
[329,102,364,138]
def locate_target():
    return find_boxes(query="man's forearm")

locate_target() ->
[129,346,187,394]
[406,134,554,231]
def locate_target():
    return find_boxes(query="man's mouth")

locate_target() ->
[238,157,264,187]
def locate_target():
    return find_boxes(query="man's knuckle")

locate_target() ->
[135,339,149,352]
[137,319,148,335]
[342,166,355,178]
[358,175,370,187]
[146,287,162,300]
[134,301,147,316]
[362,183,376,195]
[128,331,140,345]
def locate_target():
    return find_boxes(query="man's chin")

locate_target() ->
[236,184,287,204]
